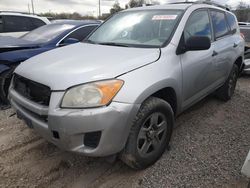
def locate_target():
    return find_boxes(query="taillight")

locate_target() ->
[240,32,245,40]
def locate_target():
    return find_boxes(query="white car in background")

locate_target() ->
[0,11,50,38]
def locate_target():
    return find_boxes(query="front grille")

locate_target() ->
[13,74,51,106]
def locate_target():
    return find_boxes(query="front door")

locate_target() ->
[180,9,215,108]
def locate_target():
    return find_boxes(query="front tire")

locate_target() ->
[0,70,13,105]
[216,64,239,101]
[120,97,174,170]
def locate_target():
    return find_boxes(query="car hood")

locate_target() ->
[15,43,160,90]
[0,36,40,53]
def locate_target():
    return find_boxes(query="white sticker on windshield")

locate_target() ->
[152,15,177,20]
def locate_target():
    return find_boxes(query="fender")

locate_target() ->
[133,78,182,114]
[0,64,11,76]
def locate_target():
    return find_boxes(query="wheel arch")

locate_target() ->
[133,79,181,116]
[234,56,244,73]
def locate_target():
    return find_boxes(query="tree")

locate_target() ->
[234,1,250,22]
[126,0,160,8]
[110,2,123,15]
[127,0,145,8]
[39,12,96,20]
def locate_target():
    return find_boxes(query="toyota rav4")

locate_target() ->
[9,2,245,169]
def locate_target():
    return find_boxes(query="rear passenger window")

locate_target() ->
[4,16,33,32]
[184,10,212,42]
[210,10,230,39]
[226,12,238,33]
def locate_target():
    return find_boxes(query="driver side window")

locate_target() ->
[184,10,212,42]
[63,25,97,42]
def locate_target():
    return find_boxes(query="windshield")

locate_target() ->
[21,24,75,43]
[88,10,183,48]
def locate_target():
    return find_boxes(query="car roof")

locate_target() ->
[51,20,101,25]
[49,20,101,27]
[0,11,50,23]
[0,11,41,18]
[123,3,192,12]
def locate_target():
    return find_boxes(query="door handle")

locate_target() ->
[212,51,218,57]
[233,43,238,48]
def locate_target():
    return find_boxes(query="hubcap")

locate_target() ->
[137,112,168,157]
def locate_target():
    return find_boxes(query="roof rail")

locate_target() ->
[0,11,37,15]
[168,0,230,11]
[196,1,231,11]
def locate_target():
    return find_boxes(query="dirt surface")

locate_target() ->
[0,77,250,188]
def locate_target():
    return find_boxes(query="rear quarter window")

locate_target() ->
[226,12,238,33]
[210,10,230,39]
[30,18,46,29]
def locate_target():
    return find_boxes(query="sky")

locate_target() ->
[0,0,249,17]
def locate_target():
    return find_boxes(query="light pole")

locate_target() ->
[28,3,30,14]
[31,0,35,14]
[98,0,101,17]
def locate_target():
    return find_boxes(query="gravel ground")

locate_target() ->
[0,76,250,188]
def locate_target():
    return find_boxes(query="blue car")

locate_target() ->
[0,20,100,105]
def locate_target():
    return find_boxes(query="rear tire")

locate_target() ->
[120,97,174,170]
[216,64,239,101]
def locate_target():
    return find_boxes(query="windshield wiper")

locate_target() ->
[83,39,97,44]
[98,42,130,47]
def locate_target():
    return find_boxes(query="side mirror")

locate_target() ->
[176,35,211,55]
[60,38,79,46]
[185,36,211,51]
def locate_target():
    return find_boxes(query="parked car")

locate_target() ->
[9,2,244,169]
[239,22,250,26]
[240,25,250,73]
[0,11,50,38]
[0,20,100,105]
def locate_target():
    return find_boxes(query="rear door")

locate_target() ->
[209,9,235,83]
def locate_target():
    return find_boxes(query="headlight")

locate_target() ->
[61,79,124,108]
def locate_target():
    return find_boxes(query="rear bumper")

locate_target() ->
[9,87,139,157]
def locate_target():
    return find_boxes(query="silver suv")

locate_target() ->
[9,2,244,169]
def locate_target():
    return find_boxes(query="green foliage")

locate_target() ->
[126,0,159,8]
[127,0,145,8]
[110,2,123,15]
[234,1,250,22]
[39,12,96,21]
